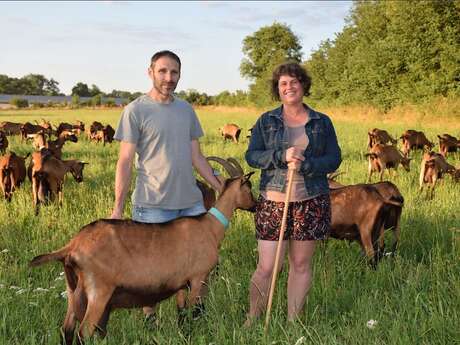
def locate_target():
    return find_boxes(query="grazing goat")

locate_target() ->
[219,123,241,143]
[0,121,22,136]
[367,128,397,149]
[329,183,403,266]
[0,130,8,154]
[57,121,85,137]
[400,129,434,156]
[0,152,29,202]
[30,149,88,214]
[92,125,115,145]
[87,121,104,141]
[419,151,457,198]
[438,134,460,157]
[327,174,403,258]
[30,172,256,344]
[366,144,411,182]
[20,122,50,141]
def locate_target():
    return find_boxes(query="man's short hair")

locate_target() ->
[271,62,312,101]
[150,50,181,70]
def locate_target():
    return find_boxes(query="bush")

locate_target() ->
[104,98,116,107]
[32,102,45,109]
[71,95,80,109]
[9,98,29,108]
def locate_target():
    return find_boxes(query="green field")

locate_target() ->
[0,107,459,345]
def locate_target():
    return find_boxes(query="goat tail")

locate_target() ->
[29,245,71,267]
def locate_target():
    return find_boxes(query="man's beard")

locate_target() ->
[154,81,177,97]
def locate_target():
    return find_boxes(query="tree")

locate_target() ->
[240,22,303,106]
[89,84,102,97]
[44,78,60,96]
[71,82,91,97]
[305,1,460,111]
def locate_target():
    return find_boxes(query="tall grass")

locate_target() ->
[0,105,458,345]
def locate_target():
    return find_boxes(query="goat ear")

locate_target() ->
[81,161,89,165]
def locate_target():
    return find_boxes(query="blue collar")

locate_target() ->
[208,207,229,229]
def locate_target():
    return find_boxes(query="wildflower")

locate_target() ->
[16,289,27,295]
[34,287,49,293]
[9,285,20,290]
[1,249,8,253]
[367,319,378,329]
[60,291,67,299]
[294,336,306,345]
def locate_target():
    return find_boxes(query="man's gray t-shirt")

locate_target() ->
[114,94,204,209]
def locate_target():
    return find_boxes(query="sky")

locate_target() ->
[1,1,353,96]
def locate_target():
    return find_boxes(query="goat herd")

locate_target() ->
[0,119,115,215]
[0,115,457,344]
[215,124,460,267]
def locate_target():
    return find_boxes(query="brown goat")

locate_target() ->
[400,129,434,156]
[367,128,397,149]
[30,173,256,344]
[87,121,104,140]
[21,122,50,141]
[0,121,22,136]
[92,125,115,146]
[47,131,78,159]
[419,151,457,198]
[0,152,29,202]
[366,144,412,182]
[30,149,88,214]
[219,123,241,143]
[27,131,48,151]
[0,130,8,154]
[329,183,403,266]
[438,134,460,157]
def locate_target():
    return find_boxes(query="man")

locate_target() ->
[111,50,222,221]
[110,50,223,321]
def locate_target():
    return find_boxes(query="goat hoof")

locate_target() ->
[192,303,206,320]
[143,313,159,330]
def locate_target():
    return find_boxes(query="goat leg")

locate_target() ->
[78,285,114,341]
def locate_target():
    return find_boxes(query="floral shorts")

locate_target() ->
[254,194,331,241]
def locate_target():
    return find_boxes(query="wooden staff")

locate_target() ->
[264,168,296,332]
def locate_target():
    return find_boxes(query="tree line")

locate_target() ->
[241,1,459,111]
[2,1,458,111]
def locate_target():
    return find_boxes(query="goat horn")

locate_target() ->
[327,171,343,181]
[226,157,244,176]
[206,156,239,177]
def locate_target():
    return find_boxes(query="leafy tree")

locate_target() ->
[89,84,102,97]
[71,82,91,97]
[305,0,460,111]
[240,22,303,106]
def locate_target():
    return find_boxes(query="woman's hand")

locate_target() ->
[285,146,304,171]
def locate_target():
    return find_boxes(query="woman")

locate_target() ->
[244,62,341,324]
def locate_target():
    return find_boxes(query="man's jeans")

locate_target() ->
[132,201,206,223]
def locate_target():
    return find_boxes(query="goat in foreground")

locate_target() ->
[30,172,256,344]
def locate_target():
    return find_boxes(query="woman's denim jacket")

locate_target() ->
[245,104,342,196]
